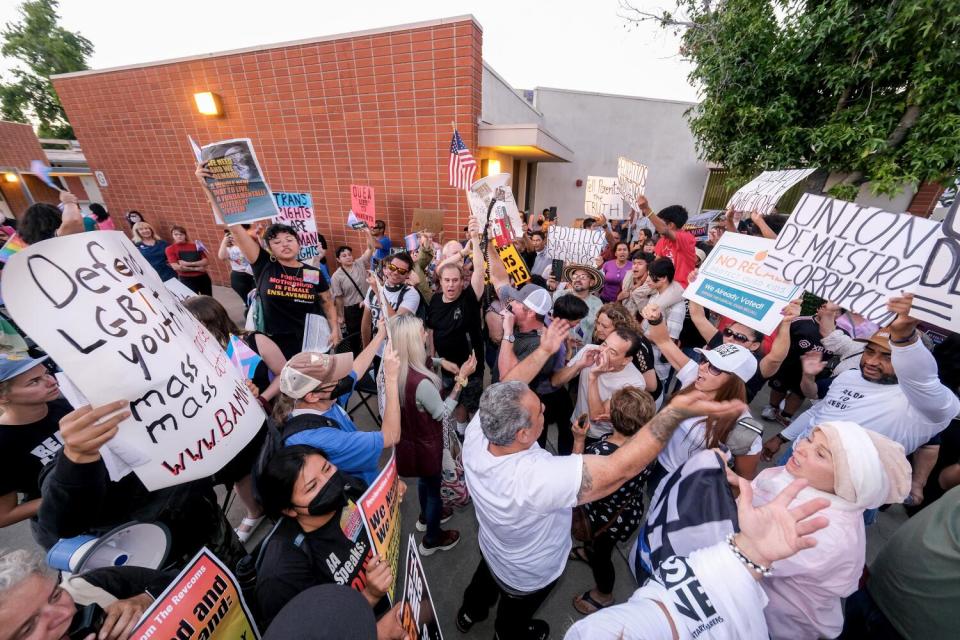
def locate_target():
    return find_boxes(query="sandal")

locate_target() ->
[573,590,614,615]
[235,515,265,543]
[568,546,590,563]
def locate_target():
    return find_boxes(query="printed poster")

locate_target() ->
[358,453,402,604]
[684,232,803,334]
[765,194,941,326]
[584,176,622,219]
[546,225,606,265]
[272,192,321,262]
[494,240,531,287]
[130,548,260,640]
[683,210,721,242]
[726,168,815,216]
[467,174,523,246]
[351,185,376,228]
[401,535,443,640]
[617,156,648,213]
[1,231,265,490]
[199,138,281,224]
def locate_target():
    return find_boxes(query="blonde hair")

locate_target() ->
[387,314,440,406]
[131,221,159,244]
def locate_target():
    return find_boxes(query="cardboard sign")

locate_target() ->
[401,535,443,640]
[494,241,531,287]
[199,138,281,224]
[726,168,815,216]
[131,548,260,640]
[617,156,648,213]
[765,194,941,325]
[914,195,960,331]
[351,185,376,227]
[546,225,606,265]
[1,232,265,490]
[358,453,402,604]
[584,176,622,219]
[467,174,523,245]
[272,192,321,262]
[684,233,803,334]
[412,208,444,235]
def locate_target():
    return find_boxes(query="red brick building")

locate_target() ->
[52,16,484,284]
[0,121,63,218]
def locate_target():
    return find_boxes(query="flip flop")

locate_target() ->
[568,546,589,563]
[573,590,614,615]
[235,515,265,543]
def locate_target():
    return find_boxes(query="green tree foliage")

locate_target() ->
[622,0,960,198]
[0,0,92,138]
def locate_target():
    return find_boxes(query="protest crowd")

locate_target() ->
[0,136,957,640]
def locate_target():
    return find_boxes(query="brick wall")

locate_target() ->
[0,120,45,172]
[907,181,946,217]
[53,17,483,284]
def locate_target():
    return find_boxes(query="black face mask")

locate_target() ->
[295,471,350,516]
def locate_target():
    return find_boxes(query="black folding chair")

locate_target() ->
[334,333,382,428]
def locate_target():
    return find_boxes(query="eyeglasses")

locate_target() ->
[385,263,409,276]
[723,327,752,343]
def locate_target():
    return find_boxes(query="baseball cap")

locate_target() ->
[501,283,552,316]
[280,351,354,399]
[694,343,757,383]
[855,329,892,353]
[0,354,49,383]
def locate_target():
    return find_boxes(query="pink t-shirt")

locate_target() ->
[655,230,696,287]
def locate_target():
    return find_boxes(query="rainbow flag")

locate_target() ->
[0,234,26,264]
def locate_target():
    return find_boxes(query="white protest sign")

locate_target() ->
[617,156,648,212]
[726,168,816,215]
[584,176,622,219]
[685,233,803,334]
[1,231,265,490]
[467,174,523,245]
[546,225,606,265]
[765,194,941,325]
[272,192,320,262]
[913,195,960,331]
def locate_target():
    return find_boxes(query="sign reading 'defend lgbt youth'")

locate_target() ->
[726,168,816,216]
[684,232,802,334]
[764,194,942,325]
[272,192,321,262]
[546,226,607,265]
[200,138,281,224]
[584,176,622,219]
[1,232,265,490]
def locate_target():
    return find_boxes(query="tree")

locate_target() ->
[621,0,960,199]
[0,0,93,139]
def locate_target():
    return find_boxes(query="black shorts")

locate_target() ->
[768,372,803,396]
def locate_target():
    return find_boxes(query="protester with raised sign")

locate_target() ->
[0,355,68,530]
[217,225,256,305]
[331,245,372,355]
[165,225,212,296]
[632,195,697,288]
[131,221,177,281]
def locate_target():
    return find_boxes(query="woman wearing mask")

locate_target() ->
[386,314,475,555]
[131,221,177,281]
[165,225,212,296]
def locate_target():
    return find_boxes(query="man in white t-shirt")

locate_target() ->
[360,252,420,350]
[455,329,747,640]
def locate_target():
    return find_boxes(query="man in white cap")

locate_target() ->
[496,283,555,385]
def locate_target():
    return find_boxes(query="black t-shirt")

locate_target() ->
[0,399,71,500]
[520,250,536,272]
[426,290,484,367]
[252,251,330,338]
[706,332,765,402]
[774,317,834,383]
[256,497,387,627]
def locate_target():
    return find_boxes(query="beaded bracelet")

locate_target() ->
[725,533,772,577]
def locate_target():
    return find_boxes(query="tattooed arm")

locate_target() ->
[576,393,746,505]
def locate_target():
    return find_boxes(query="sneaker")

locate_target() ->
[494,620,549,640]
[419,529,460,556]
[760,405,779,421]
[456,608,483,633]
[416,506,454,532]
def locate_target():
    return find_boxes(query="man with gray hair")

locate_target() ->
[456,360,745,638]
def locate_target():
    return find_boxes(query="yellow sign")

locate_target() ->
[495,242,531,287]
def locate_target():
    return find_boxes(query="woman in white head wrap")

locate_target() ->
[748,420,911,640]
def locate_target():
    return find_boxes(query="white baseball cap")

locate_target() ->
[694,343,757,383]
[502,283,553,316]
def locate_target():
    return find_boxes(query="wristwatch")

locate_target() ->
[504,334,515,343]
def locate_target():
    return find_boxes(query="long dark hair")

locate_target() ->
[183,296,243,348]
[89,203,109,222]
[258,445,326,520]
[19,203,61,245]
[673,371,746,450]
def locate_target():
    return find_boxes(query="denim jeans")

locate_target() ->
[418,474,443,544]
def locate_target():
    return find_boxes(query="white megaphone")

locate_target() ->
[47,522,171,573]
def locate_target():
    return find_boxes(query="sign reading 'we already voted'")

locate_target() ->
[1,232,265,490]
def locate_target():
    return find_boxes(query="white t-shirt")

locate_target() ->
[227,245,253,275]
[462,413,584,592]
[363,284,420,355]
[568,345,647,438]
[657,360,757,473]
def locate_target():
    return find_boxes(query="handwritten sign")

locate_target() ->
[546,225,606,265]
[685,233,803,334]
[401,535,443,640]
[617,157,648,213]
[412,209,444,235]
[131,548,260,640]
[351,185,376,228]
[467,174,523,245]
[1,232,265,490]
[199,138,281,224]
[726,168,815,216]
[914,196,960,331]
[358,453,402,604]
[765,194,941,325]
[584,176,622,220]
[494,241,531,287]
[272,192,320,262]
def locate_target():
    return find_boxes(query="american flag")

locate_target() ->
[448,129,476,190]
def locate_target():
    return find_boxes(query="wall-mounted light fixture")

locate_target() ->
[3,172,18,183]
[483,159,501,177]
[193,92,223,116]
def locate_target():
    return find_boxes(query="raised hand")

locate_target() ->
[460,353,478,379]
[780,298,801,323]
[641,303,662,324]
[887,293,918,341]
[382,342,400,380]
[571,414,589,441]
[800,351,826,377]
[540,318,574,355]
[667,389,746,420]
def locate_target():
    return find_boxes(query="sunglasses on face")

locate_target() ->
[702,361,724,376]
[385,263,409,276]
[723,327,752,343]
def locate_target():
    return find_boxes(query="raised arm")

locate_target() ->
[353,318,387,378]
[549,346,598,387]
[642,304,692,372]
[468,219,484,300]
[217,234,231,261]
[379,343,402,448]
[759,300,800,379]
[195,163,261,263]
[634,195,673,241]
[56,191,85,237]
[750,212,777,240]
[501,319,574,384]
[688,300,720,343]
